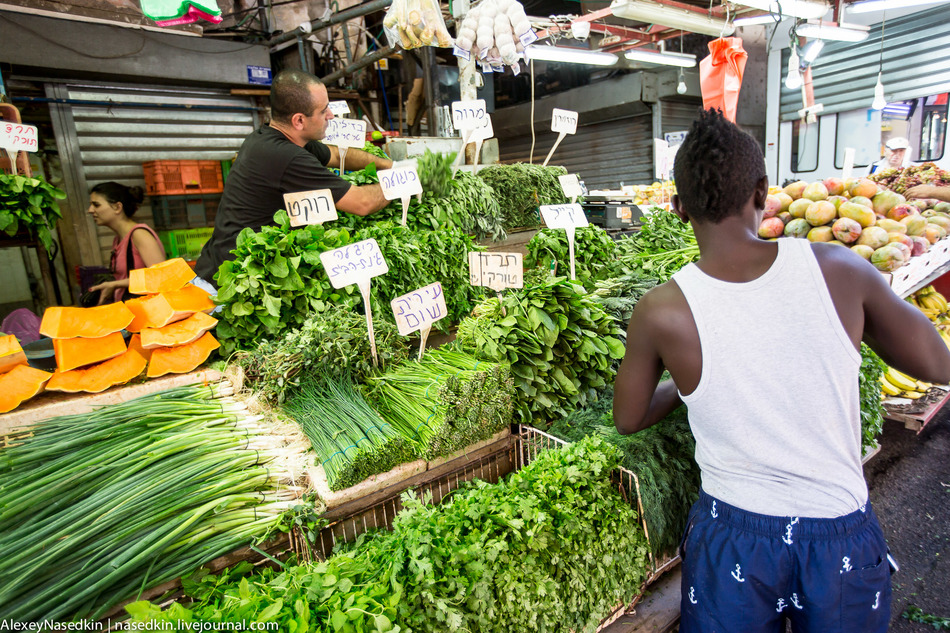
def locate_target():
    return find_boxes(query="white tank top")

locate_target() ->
[671,238,867,518]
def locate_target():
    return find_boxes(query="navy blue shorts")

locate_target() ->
[679,491,892,633]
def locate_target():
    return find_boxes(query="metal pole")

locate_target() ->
[267,0,394,47]
[421,48,438,136]
[321,45,398,84]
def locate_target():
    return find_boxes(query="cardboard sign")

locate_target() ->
[320,238,389,289]
[378,164,423,200]
[451,99,488,131]
[283,189,338,227]
[539,203,588,229]
[324,118,366,148]
[328,100,350,116]
[550,108,579,135]
[391,282,447,336]
[468,252,523,291]
[558,174,583,200]
[0,122,38,153]
[469,113,494,143]
[842,147,856,182]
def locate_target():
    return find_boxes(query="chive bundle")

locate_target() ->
[0,384,305,622]
[367,348,515,460]
[283,376,413,491]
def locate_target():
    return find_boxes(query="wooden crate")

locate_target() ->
[884,386,950,433]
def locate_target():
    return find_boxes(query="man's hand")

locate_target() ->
[905,184,950,202]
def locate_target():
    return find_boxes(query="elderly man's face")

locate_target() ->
[885,147,906,168]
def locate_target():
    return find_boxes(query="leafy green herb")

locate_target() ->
[859,343,886,454]
[415,149,455,199]
[591,272,658,330]
[456,276,625,424]
[213,210,358,356]
[526,226,618,290]
[477,163,570,231]
[0,173,66,252]
[614,208,700,282]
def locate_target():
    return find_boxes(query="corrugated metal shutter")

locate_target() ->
[49,82,257,264]
[780,7,950,121]
[661,100,702,137]
[497,114,654,189]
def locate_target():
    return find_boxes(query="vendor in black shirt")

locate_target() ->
[194,69,393,288]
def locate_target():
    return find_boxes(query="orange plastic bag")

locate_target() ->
[700,37,748,123]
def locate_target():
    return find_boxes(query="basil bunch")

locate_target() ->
[0,173,66,252]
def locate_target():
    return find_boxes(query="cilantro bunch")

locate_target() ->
[859,343,886,454]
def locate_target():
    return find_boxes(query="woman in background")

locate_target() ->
[87,182,166,304]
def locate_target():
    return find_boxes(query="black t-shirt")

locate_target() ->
[194,126,352,286]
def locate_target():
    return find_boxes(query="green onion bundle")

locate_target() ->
[283,376,414,491]
[367,348,515,460]
[0,384,305,622]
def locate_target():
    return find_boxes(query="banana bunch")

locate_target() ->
[908,285,950,323]
[880,366,933,399]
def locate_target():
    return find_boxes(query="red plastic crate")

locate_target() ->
[143,160,224,196]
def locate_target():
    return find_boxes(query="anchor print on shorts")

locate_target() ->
[711,501,718,518]
[872,592,881,610]
[731,564,746,583]
[776,598,787,613]
[790,593,804,610]
[782,517,800,545]
[840,557,853,574]
[689,586,698,605]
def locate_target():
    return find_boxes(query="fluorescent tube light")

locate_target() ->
[739,0,830,19]
[524,45,619,66]
[624,48,697,67]
[848,0,948,13]
[609,0,734,37]
[802,39,824,63]
[734,13,790,26]
[796,21,870,41]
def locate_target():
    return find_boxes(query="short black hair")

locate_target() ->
[90,182,145,217]
[673,108,766,224]
[270,69,322,123]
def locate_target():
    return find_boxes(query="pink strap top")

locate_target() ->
[111,223,165,302]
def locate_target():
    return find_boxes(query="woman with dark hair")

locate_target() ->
[87,182,166,304]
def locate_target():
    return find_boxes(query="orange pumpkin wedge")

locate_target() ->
[47,334,148,393]
[129,258,196,295]
[0,365,52,413]
[140,312,218,350]
[0,334,28,375]
[147,332,220,378]
[123,297,151,333]
[127,285,216,330]
[40,303,135,339]
[53,332,127,372]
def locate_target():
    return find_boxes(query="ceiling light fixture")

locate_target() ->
[802,39,825,63]
[871,14,887,110]
[676,35,688,94]
[738,0,830,19]
[785,47,803,90]
[734,13,790,26]
[609,0,735,37]
[796,21,870,41]
[848,0,948,13]
[523,45,619,66]
[624,48,697,67]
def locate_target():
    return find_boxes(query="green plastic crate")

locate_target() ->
[159,228,214,262]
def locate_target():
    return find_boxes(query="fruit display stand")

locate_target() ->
[884,237,950,298]
[883,386,950,433]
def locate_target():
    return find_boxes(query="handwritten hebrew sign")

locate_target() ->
[558,174,582,200]
[539,203,589,229]
[328,100,350,116]
[378,164,423,200]
[451,99,488,131]
[468,252,523,292]
[391,282,447,336]
[324,118,367,149]
[0,122,38,153]
[319,238,389,289]
[550,108,579,135]
[283,189,338,227]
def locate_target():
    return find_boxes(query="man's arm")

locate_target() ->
[613,291,684,435]
[905,185,950,202]
[327,146,393,171]
[335,183,390,217]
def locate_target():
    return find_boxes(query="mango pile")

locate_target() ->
[759,177,950,272]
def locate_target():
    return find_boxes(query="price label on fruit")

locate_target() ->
[283,189,338,227]
[320,238,389,289]
[324,118,366,149]
[451,99,488,131]
[558,174,582,201]
[539,203,588,229]
[378,164,423,200]
[0,122,38,153]
[468,252,523,291]
[328,100,350,116]
[391,281,447,336]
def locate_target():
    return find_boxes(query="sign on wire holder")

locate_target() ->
[319,238,390,365]
[282,189,338,227]
[543,108,578,167]
[324,118,367,173]
[391,281,447,360]
[378,161,423,227]
[0,121,38,172]
[539,203,588,281]
[451,99,488,167]
[469,251,523,313]
[558,174,582,203]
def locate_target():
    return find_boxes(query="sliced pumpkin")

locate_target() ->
[128,285,216,330]
[40,303,135,339]
[147,332,220,378]
[0,365,52,414]
[140,312,218,350]
[129,258,195,295]
[53,332,127,373]
[0,334,27,375]
[164,284,216,316]
[123,296,152,333]
[47,334,148,393]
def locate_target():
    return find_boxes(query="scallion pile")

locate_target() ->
[0,384,306,622]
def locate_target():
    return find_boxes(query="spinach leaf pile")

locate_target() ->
[0,173,66,252]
